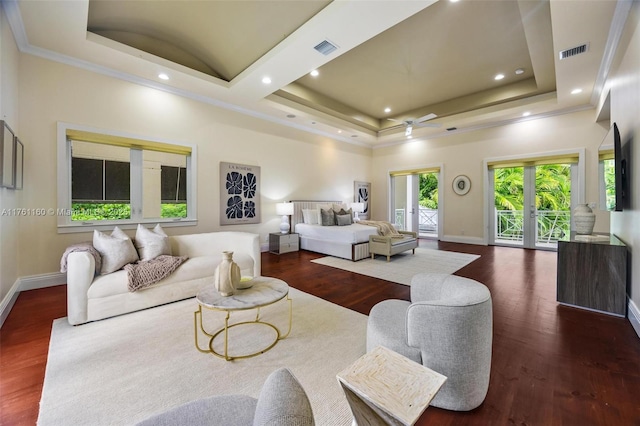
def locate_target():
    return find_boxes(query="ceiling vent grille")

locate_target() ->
[314,40,338,56]
[559,43,589,60]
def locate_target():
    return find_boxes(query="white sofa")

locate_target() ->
[66,231,261,325]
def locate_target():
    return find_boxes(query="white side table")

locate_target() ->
[336,346,447,426]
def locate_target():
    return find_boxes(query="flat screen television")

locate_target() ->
[607,122,625,211]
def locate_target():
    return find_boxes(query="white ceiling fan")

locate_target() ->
[388,113,441,136]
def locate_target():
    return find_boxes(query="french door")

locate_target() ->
[489,161,577,250]
[390,168,441,239]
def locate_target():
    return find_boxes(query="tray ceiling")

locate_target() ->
[8,0,624,146]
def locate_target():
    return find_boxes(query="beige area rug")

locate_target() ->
[38,288,366,426]
[311,247,480,285]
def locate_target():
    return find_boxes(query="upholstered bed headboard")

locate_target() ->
[290,200,342,232]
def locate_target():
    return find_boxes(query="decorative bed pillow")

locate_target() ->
[93,227,139,274]
[320,208,335,226]
[316,204,333,224]
[336,213,352,226]
[135,224,172,261]
[302,209,318,225]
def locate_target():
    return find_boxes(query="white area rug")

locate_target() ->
[311,247,480,285]
[38,288,366,426]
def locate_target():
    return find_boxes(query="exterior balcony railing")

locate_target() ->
[394,208,438,234]
[395,208,570,244]
[495,209,571,244]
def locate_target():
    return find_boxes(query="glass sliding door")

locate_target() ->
[490,159,575,250]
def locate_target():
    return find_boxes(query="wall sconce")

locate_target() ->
[276,202,294,233]
[351,202,365,222]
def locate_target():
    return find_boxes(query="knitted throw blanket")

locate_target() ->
[60,242,102,275]
[124,255,188,292]
[358,220,404,238]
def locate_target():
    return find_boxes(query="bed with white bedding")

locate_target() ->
[291,200,378,261]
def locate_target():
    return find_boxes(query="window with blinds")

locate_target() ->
[58,125,195,229]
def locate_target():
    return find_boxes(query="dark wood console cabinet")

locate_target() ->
[557,233,627,317]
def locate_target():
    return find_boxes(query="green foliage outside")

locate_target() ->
[71,203,187,221]
[419,173,439,208]
[161,203,187,218]
[603,159,616,210]
[72,203,131,221]
[493,165,572,242]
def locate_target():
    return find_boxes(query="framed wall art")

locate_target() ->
[354,181,371,220]
[14,137,23,190]
[219,161,261,225]
[452,175,471,195]
[1,121,15,189]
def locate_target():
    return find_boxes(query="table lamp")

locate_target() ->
[276,202,294,233]
[351,202,365,222]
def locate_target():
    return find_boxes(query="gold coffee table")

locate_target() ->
[194,276,292,361]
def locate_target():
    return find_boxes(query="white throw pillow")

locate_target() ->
[93,227,139,274]
[134,224,172,261]
[302,209,318,225]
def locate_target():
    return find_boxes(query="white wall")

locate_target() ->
[0,6,21,303]
[372,110,609,242]
[609,2,640,320]
[13,54,371,278]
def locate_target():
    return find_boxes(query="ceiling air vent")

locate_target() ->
[314,39,338,56]
[559,43,589,60]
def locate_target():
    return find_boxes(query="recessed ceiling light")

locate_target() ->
[515,68,524,75]
[310,70,319,77]
[450,0,460,3]
[494,73,505,80]
[571,88,583,95]
[262,76,272,84]
[522,112,531,117]
[338,130,342,134]
[384,107,391,113]
[158,73,169,80]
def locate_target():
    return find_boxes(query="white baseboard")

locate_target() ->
[628,298,640,339]
[0,279,21,329]
[0,272,66,329]
[440,235,486,245]
[19,272,66,291]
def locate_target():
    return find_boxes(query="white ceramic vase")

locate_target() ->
[574,204,596,235]
[214,251,241,296]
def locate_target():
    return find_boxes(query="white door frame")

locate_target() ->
[388,164,444,239]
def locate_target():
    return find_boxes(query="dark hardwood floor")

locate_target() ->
[1,240,639,425]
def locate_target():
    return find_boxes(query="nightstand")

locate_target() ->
[269,232,299,254]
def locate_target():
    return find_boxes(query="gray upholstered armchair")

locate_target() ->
[366,273,493,411]
[136,368,314,426]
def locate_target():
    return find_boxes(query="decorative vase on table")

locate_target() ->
[573,204,596,235]
[214,251,241,296]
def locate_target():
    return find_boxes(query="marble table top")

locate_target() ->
[196,276,289,311]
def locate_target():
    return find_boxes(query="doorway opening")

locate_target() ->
[390,168,441,239]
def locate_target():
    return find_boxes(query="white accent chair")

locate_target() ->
[366,273,493,411]
[136,368,314,426]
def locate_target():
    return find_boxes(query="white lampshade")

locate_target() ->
[351,202,365,213]
[351,202,365,222]
[276,202,294,233]
[276,202,294,216]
